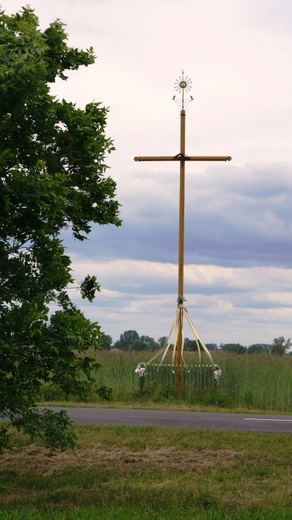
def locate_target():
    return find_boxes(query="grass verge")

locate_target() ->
[0,424,291,518]
[38,400,292,415]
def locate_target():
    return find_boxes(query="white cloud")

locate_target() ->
[67,257,292,344]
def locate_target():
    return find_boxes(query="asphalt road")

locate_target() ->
[50,407,292,434]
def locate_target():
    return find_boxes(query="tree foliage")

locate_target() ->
[158,336,168,348]
[111,331,292,357]
[98,334,113,350]
[114,330,140,350]
[220,343,247,354]
[0,7,121,453]
[205,343,219,351]
[247,344,271,355]
[271,337,291,356]
[136,335,158,351]
[113,330,159,351]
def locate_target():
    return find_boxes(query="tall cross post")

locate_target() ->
[134,72,231,392]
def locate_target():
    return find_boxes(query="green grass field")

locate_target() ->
[57,350,291,413]
[2,351,291,518]
[0,425,291,519]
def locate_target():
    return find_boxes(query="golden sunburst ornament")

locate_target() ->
[174,71,192,93]
[173,71,193,110]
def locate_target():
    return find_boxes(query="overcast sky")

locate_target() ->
[3,0,292,346]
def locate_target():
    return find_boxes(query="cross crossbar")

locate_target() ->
[135,155,231,162]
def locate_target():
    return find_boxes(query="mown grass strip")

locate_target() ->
[0,425,291,518]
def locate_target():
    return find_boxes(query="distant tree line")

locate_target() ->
[100,331,292,356]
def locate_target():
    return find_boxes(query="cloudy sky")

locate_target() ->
[3,0,292,346]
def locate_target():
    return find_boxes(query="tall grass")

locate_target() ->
[90,350,291,412]
[93,350,139,397]
[218,352,291,411]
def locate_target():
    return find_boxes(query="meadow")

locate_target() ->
[59,350,292,413]
[0,424,291,519]
[1,350,291,519]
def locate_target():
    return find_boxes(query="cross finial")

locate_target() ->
[173,70,193,110]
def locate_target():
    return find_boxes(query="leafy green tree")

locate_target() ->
[261,344,272,352]
[205,343,219,351]
[133,335,159,351]
[271,337,291,356]
[184,338,197,351]
[99,334,113,350]
[158,336,168,348]
[184,339,218,352]
[0,7,120,453]
[247,344,267,354]
[221,343,247,354]
[114,330,140,350]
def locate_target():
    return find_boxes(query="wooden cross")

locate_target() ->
[134,71,231,392]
